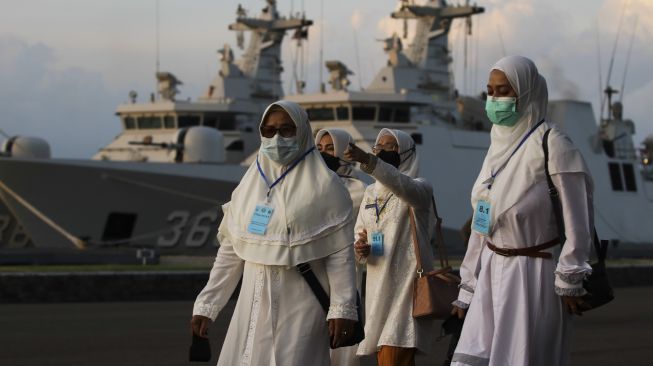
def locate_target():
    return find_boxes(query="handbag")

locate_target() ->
[411,197,461,319]
[296,262,365,348]
[542,128,615,311]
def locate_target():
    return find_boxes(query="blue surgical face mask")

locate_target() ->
[485,96,520,126]
[260,134,299,165]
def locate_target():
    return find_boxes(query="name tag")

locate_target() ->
[371,231,384,256]
[472,199,492,235]
[247,204,274,235]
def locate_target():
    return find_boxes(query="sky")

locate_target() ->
[0,0,651,158]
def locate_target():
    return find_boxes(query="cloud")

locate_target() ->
[0,35,120,158]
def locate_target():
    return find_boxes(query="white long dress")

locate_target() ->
[194,242,358,366]
[354,158,435,356]
[331,175,367,366]
[451,173,593,366]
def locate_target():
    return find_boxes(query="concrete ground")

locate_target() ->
[0,287,650,366]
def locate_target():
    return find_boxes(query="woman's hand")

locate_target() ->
[354,229,370,258]
[344,143,371,165]
[562,295,591,316]
[451,305,467,320]
[328,318,355,348]
[190,315,212,338]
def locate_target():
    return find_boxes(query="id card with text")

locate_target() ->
[472,199,492,236]
[247,203,274,235]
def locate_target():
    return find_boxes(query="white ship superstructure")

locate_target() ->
[0,0,652,261]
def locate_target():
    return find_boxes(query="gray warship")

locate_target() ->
[1,0,652,263]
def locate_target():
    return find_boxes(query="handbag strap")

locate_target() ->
[542,129,605,264]
[409,196,450,276]
[297,262,329,313]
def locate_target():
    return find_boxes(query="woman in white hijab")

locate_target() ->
[345,129,435,366]
[190,101,359,366]
[450,56,594,366]
[316,128,368,366]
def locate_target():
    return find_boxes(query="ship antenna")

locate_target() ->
[595,19,604,121]
[319,0,325,93]
[353,28,363,90]
[602,0,628,117]
[619,16,638,103]
[155,0,160,73]
[496,24,507,58]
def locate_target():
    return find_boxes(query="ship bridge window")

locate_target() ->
[378,107,392,122]
[308,107,335,121]
[394,107,410,123]
[124,116,136,130]
[353,106,376,121]
[163,116,175,129]
[138,116,162,129]
[336,107,350,120]
[608,162,623,191]
[204,113,236,130]
[178,115,200,128]
[622,163,637,192]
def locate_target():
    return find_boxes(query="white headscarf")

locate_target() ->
[471,56,591,235]
[314,128,355,176]
[218,100,354,266]
[374,128,419,196]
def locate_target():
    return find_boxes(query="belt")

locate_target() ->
[487,238,560,259]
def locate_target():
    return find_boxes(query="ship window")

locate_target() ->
[308,108,335,121]
[102,213,137,243]
[163,116,176,129]
[622,163,637,192]
[352,106,376,121]
[138,116,162,129]
[217,114,236,130]
[394,107,410,123]
[178,115,200,128]
[378,107,393,122]
[608,162,623,191]
[336,107,350,120]
[124,117,136,129]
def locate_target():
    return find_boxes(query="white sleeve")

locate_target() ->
[325,246,358,321]
[366,156,433,209]
[192,244,245,321]
[552,172,593,296]
[453,230,484,308]
[353,191,369,264]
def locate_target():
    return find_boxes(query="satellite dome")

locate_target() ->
[1,136,51,159]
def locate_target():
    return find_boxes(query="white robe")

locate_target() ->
[331,176,367,366]
[354,159,435,355]
[194,242,358,366]
[452,173,593,366]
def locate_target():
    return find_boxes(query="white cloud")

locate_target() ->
[0,35,120,158]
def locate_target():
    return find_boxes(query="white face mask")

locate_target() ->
[260,134,299,165]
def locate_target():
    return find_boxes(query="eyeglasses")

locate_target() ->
[372,142,399,154]
[260,124,297,138]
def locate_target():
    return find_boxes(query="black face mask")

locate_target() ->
[320,151,341,172]
[376,150,401,168]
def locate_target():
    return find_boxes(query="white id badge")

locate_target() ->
[472,199,492,235]
[371,231,384,256]
[247,203,274,235]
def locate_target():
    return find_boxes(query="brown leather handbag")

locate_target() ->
[411,197,461,319]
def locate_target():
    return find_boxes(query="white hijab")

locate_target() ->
[471,56,591,235]
[218,100,354,266]
[314,128,355,177]
[374,128,419,196]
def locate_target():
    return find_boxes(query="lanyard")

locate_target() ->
[484,119,545,189]
[256,147,315,197]
[374,194,394,223]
